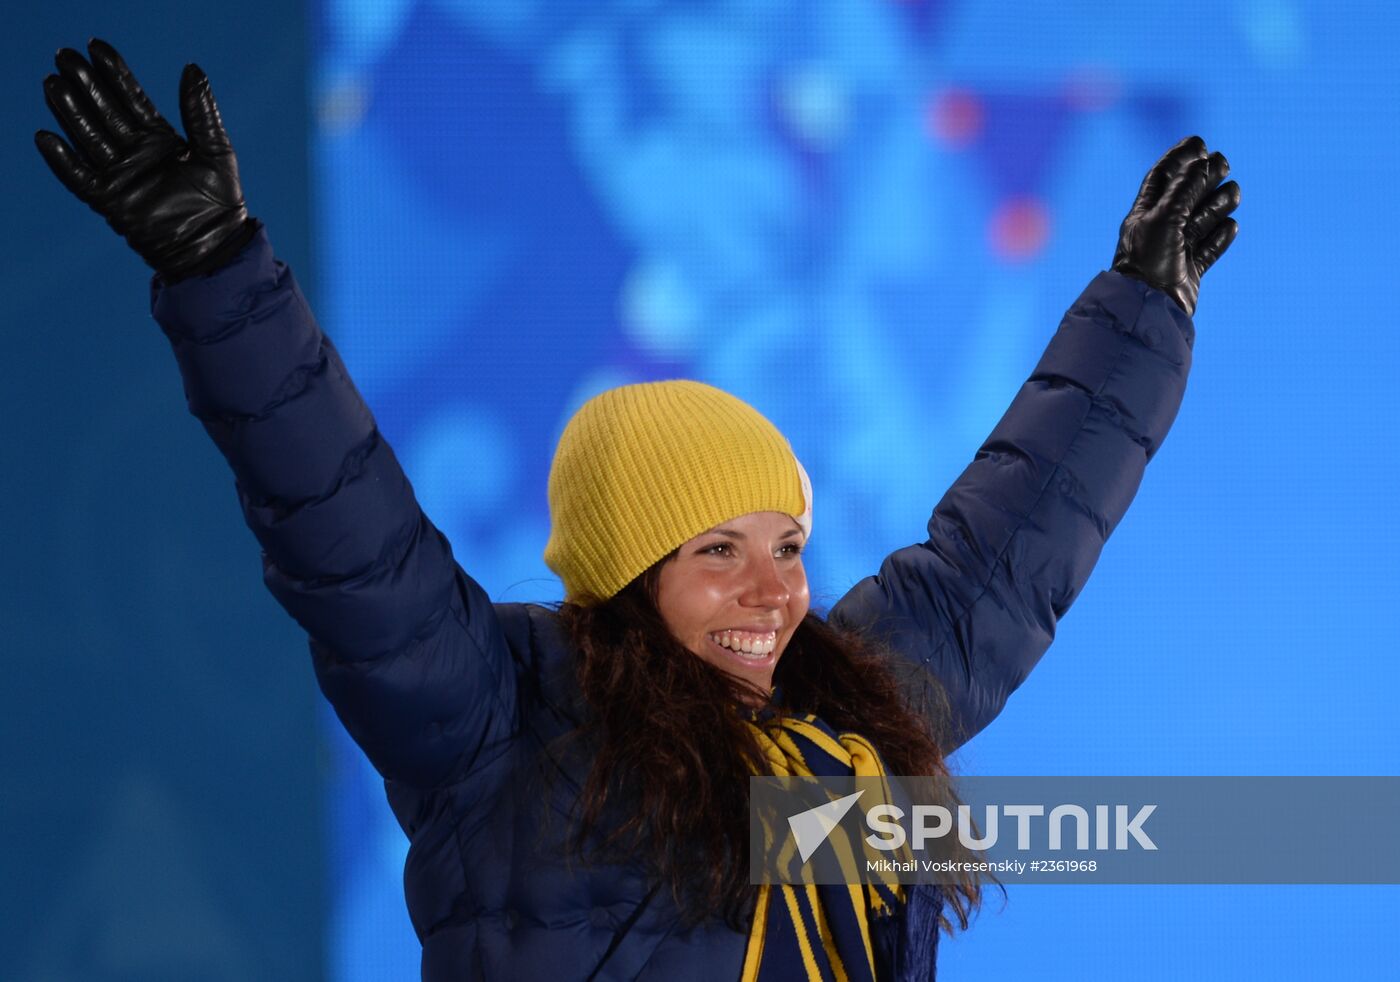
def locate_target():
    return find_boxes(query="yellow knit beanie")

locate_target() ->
[544,380,812,604]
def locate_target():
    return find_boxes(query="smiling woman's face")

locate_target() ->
[654,511,810,694]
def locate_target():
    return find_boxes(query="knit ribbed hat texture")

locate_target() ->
[544,380,811,604]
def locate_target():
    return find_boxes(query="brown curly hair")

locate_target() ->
[554,551,988,934]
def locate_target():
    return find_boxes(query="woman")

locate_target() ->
[36,39,1239,981]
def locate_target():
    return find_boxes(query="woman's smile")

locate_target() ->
[706,629,779,662]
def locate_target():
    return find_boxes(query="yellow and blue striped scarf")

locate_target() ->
[741,712,938,982]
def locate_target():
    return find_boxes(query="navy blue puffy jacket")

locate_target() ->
[151,228,1193,980]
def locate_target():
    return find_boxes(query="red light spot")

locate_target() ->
[989,196,1051,262]
[927,87,984,148]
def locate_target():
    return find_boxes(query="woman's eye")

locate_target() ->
[700,541,803,557]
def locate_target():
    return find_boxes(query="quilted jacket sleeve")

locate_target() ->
[150,227,517,790]
[828,270,1194,753]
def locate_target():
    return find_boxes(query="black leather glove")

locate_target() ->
[1112,135,1240,317]
[35,38,258,284]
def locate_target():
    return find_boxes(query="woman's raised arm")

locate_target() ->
[36,39,516,791]
[829,136,1240,753]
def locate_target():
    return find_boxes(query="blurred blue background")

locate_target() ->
[5,1,1397,979]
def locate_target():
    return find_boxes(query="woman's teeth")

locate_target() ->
[707,630,777,659]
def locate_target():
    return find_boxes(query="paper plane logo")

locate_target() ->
[787,790,866,863]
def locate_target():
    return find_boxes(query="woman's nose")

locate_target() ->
[740,556,790,607]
